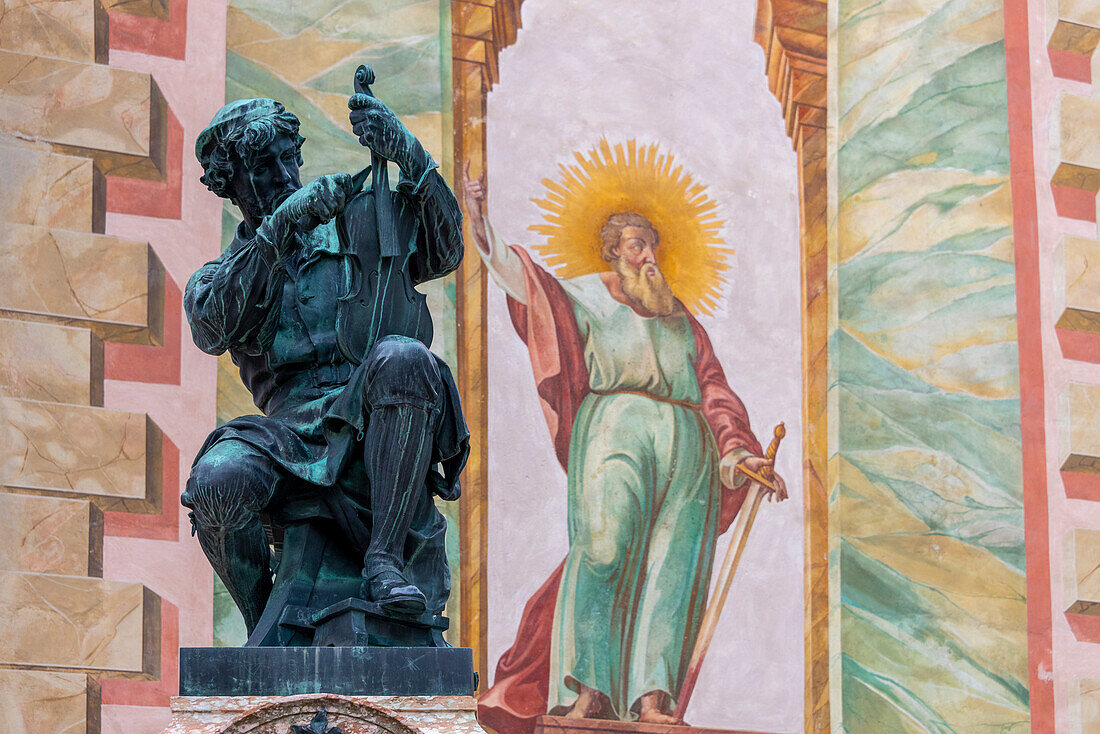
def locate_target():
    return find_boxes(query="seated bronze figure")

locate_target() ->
[183,67,467,647]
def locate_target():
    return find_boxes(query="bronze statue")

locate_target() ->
[183,67,467,647]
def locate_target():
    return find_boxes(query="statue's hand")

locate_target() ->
[281,174,355,226]
[348,94,426,177]
[259,174,355,250]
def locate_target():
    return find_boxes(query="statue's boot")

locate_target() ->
[361,403,434,614]
[194,518,273,635]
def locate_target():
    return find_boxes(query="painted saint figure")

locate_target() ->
[466,170,787,729]
[182,94,467,639]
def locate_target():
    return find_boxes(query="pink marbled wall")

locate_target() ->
[99,0,227,730]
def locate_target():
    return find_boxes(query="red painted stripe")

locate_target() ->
[1061,470,1100,502]
[1056,326,1100,363]
[104,437,180,541]
[109,0,188,61]
[1048,48,1092,83]
[1004,0,1056,729]
[106,109,183,220]
[1051,183,1097,222]
[105,278,182,386]
[100,599,179,705]
[1065,612,1100,643]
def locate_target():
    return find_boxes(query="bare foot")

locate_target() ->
[637,692,682,725]
[564,683,606,719]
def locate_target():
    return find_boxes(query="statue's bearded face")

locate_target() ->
[612,225,677,316]
[228,133,303,224]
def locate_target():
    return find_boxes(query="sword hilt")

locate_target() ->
[736,422,785,489]
[761,422,785,479]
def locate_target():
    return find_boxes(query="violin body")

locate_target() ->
[334,186,433,365]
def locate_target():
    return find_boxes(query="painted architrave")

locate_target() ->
[451,0,526,692]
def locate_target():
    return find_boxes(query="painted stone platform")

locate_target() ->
[180,646,475,697]
[534,715,775,734]
[162,693,487,733]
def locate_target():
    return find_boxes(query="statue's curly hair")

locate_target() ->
[198,111,305,199]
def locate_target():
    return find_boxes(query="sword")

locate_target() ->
[673,422,786,722]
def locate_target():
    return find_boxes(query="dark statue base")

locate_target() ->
[311,598,449,647]
[179,645,476,697]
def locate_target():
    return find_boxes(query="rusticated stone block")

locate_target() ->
[1065,528,1100,615]
[1065,529,1100,643]
[0,399,162,513]
[0,50,166,180]
[1073,678,1100,734]
[1059,383,1100,500]
[1059,0,1100,31]
[0,0,108,64]
[0,493,102,576]
[0,224,164,346]
[0,144,104,233]
[0,571,159,676]
[1055,237,1100,363]
[0,669,100,734]
[0,319,103,405]
[1052,94,1100,221]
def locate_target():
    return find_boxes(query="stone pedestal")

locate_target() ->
[180,646,476,697]
[162,693,486,733]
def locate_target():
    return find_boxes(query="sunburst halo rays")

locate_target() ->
[528,139,733,315]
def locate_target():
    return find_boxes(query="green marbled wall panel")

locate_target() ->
[212,0,460,646]
[832,0,1028,729]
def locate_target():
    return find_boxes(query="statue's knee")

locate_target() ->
[183,458,264,533]
[363,336,439,408]
[371,336,433,373]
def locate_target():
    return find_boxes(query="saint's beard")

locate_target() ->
[614,258,678,316]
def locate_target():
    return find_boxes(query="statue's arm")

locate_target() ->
[184,236,286,356]
[399,166,465,285]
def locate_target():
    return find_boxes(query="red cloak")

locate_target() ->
[477,248,762,734]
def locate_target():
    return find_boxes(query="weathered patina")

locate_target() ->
[183,69,467,646]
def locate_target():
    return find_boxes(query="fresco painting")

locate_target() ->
[470,140,791,730]
[477,3,805,731]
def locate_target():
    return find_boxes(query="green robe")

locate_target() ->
[549,275,723,718]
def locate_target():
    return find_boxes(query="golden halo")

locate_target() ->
[529,138,732,315]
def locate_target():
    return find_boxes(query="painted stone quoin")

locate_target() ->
[182,66,469,647]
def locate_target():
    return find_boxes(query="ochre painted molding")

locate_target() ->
[752,0,827,731]
[452,0,527,692]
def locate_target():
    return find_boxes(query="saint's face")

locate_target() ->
[228,133,302,224]
[617,225,659,276]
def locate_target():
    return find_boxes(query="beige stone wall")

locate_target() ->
[0,1,178,731]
